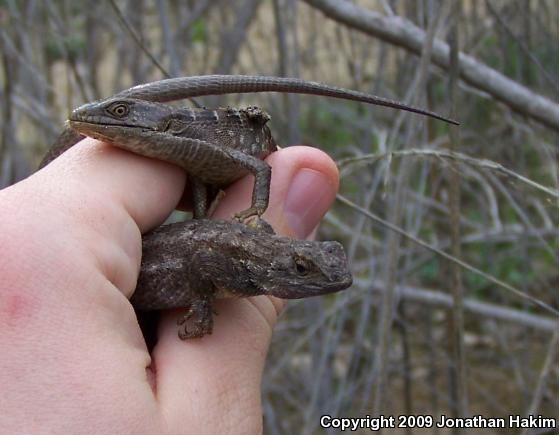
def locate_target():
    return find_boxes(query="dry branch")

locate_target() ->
[302,0,559,132]
[353,278,559,333]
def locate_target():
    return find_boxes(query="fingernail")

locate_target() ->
[284,169,336,239]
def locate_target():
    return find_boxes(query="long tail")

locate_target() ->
[116,75,458,125]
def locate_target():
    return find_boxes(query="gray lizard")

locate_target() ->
[41,75,457,220]
[134,219,353,338]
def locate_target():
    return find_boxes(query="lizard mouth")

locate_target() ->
[68,120,157,142]
[68,120,156,130]
[268,274,353,299]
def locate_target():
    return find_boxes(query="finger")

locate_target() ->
[28,138,186,293]
[153,146,339,432]
[35,137,187,231]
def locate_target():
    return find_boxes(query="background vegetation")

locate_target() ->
[2,0,559,433]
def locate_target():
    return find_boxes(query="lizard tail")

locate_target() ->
[117,75,458,125]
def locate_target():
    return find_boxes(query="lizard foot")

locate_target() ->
[233,207,260,223]
[177,299,214,339]
[234,209,274,234]
[240,216,275,234]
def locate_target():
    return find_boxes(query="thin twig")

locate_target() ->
[337,193,559,318]
[44,0,91,102]
[155,0,180,77]
[372,1,450,416]
[520,328,559,435]
[107,0,170,78]
[447,0,468,424]
[339,149,559,200]
[486,0,559,97]
[350,278,559,332]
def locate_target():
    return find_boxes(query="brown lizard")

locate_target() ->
[38,75,456,337]
[134,219,352,338]
[41,75,458,220]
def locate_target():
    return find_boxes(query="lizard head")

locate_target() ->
[68,97,175,144]
[254,239,353,298]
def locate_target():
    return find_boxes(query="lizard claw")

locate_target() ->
[241,216,275,234]
[233,209,275,234]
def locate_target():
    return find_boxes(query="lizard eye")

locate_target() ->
[106,102,130,118]
[294,258,310,276]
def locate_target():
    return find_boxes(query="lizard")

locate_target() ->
[40,75,458,220]
[133,218,353,339]
[37,75,454,336]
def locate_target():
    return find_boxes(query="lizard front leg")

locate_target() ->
[177,297,215,339]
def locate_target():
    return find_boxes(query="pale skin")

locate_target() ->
[0,138,339,434]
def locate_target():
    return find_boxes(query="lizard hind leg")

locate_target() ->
[190,177,209,219]
[177,298,215,339]
[220,147,272,221]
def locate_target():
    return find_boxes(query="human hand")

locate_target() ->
[0,138,339,433]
